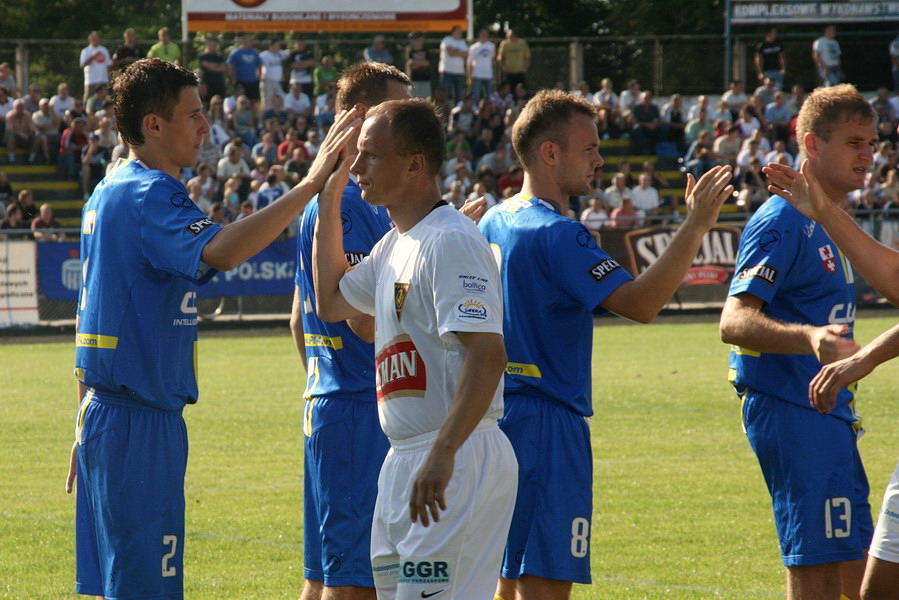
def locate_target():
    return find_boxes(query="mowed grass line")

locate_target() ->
[3,314,899,599]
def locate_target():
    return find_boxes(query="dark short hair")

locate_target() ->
[512,89,597,168]
[113,58,199,147]
[366,99,444,177]
[336,62,411,112]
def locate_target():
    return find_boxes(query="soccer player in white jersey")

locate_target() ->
[67,57,360,600]
[290,62,412,600]
[477,90,733,600]
[312,98,518,600]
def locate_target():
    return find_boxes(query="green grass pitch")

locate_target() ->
[3,313,899,599]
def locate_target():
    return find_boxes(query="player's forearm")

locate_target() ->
[202,179,318,271]
[607,221,708,323]
[816,203,899,304]
[311,190,352,322]
[853,322,899,371]
[719,296,820,354]
[289,286,308,366]
[432,332,506,454]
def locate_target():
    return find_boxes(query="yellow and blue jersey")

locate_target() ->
[75,160,222,410]
[728,195,860,426]
[478,194,633,417]
[295,179,392,400]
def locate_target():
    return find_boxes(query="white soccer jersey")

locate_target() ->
[340,205,504,442]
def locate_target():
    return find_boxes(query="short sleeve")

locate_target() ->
[549,219,633,309]
[729,204,800,304]
[431,229,503,338]
[339,247,379,316]
[138,176,222,282]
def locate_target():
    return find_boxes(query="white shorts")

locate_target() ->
[371,421,517,600]
[870,460,899,564]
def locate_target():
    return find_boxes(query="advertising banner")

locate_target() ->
[185,0,467,33]
[731,1,899,24]
[37,239,297,302]
[0,241,40,326]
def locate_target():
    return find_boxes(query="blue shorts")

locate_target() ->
[303,396,389,587]
[742,390,872,566]
[499,392,593,583]
[75,390,187,599]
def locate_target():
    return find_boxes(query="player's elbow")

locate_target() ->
[314,297,343,323]
[719,314,739,345]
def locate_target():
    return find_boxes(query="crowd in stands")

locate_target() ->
[4,24,899,243]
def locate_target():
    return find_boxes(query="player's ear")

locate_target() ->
[143,113,162,138]
[538,139,558,166]
[407,153,425,175]
[803,132,819,159]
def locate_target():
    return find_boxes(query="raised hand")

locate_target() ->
[762,159,830,221]
[304,107,363,191]
[682,165,734,231]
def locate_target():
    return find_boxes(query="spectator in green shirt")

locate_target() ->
[147,27,181,66]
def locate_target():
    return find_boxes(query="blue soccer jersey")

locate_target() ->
[295,178,393,400]
[478,194,633,416]
[728,195,860,426]
[75,160,222,410]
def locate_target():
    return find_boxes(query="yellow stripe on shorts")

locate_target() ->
[75,389,95,445]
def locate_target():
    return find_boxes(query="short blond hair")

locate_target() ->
[512,90,597,169]
[796,84,876,157]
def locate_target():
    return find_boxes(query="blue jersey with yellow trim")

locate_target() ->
[75,160,222,411]
[478,194,633,416]
[295,179,392,400]
[728,195,860,425]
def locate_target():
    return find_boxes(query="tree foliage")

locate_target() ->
[601,0,726,36]
[0,0,182,41]
[475,0,608,36]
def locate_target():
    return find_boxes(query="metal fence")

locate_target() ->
[2,29,898,106]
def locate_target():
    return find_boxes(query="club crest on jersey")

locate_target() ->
[394,282,410,320]
[819,244,837,274]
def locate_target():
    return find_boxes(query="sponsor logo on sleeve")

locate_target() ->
[759,229,781,252]
[457,274,488,294]
[576,228,597,250]
[345,251,367,266]
[186,217,214,236]
[737,263,778,284]
[456,298,488,322]
[589,258,621,282]
[169,191,194,208]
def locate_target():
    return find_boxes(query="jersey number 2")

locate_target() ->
[162,535,178,577]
